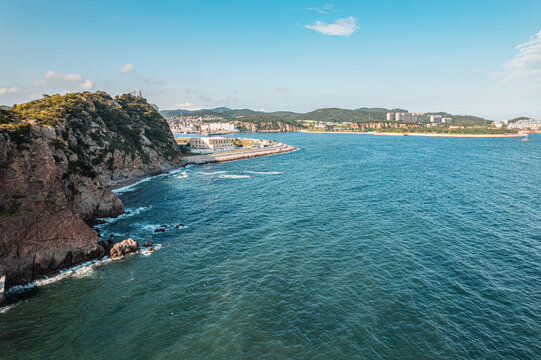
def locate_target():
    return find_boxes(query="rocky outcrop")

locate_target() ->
[0,92,184,289]
[0,128,106,287]
[109,238,139,259]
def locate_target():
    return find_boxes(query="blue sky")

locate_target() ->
[1,0,540,119]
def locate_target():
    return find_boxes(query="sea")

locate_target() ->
[1,133,540,359]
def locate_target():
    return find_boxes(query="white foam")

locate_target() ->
[94,206,151,228]
[112,167,189,194]
[140,243,163,256]
[198,171,227,175]
[219,174,252,179]
[174,171,189,179]
[6,257,114,295]
[245,171,284,175]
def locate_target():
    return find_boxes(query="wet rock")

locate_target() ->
[175,224,184,228]
[160,224,167,228]
[154,228,166,233]
[143,241,152,247]
[95,219,107,225]
[147,247,155,252]
[109,238,139,259]
[125,211,131,215]
[109,234,115,238]
[107,239,114,245]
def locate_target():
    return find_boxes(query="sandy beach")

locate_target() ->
[299,130,525,138]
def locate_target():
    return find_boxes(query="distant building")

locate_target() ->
[386,113,394,121]
[429,115,450,123]
[201,122,238,133]
[393,112,419,122]
[189,136,234,152]
[508,119,541,130]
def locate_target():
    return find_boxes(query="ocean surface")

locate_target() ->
[1,133,540,359]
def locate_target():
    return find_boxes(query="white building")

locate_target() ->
[507,119,541,130]
[189,137,235,153]
[429,115,452,124]
[386,112,394,121]
[393,112,419,122]
[201,122,238,133]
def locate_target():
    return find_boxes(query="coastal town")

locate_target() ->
[163,110,541,137]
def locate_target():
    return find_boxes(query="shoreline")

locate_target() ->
[299,130,526,138]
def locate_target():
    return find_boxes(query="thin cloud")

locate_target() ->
[136,76,164,85]
[32,70,93,90]
[502,29,541,82]
[78,80,94,90]
[275,85,288,93]
[0,87,21,95]
[305,16,358,37]
[175,102,201,111]
[119,63,135,73]
[306,4,335,14]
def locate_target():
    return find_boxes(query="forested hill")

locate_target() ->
[161,106,496,123]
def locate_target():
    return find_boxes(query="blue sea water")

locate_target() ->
[1,133,540,359]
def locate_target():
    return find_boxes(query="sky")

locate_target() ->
[1,0,540,120]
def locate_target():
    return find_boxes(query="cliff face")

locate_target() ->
[0,92,184,289]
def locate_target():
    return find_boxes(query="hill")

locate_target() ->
[0,91,183,289]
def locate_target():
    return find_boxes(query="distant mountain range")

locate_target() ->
[160,106,492,125]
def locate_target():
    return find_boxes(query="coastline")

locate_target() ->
[299,130,526,138]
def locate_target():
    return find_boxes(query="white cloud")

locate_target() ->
[77,80,94,90]
[33,70,93,90]
[502,29,541,82]
[61,73,84,82]
[44,70,57,79]
[275,85,288,93]
[306,4,335,14]
[119,63,134,73]
[175,102,201,111]
[0,87,21,95]
[469,68,480,73]
[305,16,358,37]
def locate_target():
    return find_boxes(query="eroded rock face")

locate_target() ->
[109,238,139,259]
[0,129,106,288]
[0,92,184,289]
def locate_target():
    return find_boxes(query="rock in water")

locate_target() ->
[109,238,140,259]
[143,241,152,247]
[154,228,166,233]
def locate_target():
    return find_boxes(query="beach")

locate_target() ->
[299,130,526,138]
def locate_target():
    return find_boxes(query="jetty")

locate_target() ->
[184,143,297,165]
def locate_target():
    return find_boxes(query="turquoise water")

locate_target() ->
[1,133,541,359]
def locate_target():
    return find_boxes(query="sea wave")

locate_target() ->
[219,174,252,179]
[198,171,227,175]
[113,167,189,194]
[6,257,114,296]
[94,206,151,228]
[245,171,284,175]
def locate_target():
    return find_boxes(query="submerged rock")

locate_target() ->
[154,228,166,233]
[109,238,139,259]
[175,224,184,228]
[143,241,152,247]
[160,224,167,228]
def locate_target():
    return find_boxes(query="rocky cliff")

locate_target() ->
[0,92,184,289]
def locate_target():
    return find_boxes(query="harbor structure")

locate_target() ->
[189,136,235,153]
